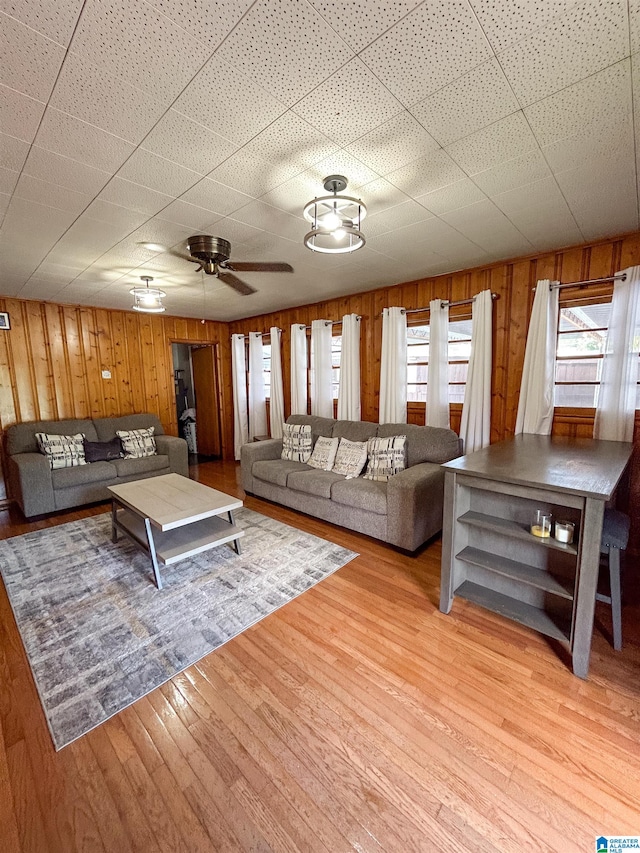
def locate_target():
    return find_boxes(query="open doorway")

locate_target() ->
[172,342,222,461]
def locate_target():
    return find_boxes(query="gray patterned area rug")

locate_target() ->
[0,509,357,750]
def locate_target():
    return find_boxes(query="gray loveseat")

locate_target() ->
[241,414,462,551]
[5,413,189,517]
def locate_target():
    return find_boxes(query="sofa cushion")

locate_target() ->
[287,469,344,499]
[364,435,407,482]
[281,422,312,462]
[94,413,164,442]
[331,478,388,515]
[332,419,378,443]
[376,422,462,466]
[332,437,368,478]
[7,419,98,455]
[83,437,123,462]
[111,455,168,477]
[286,414,336,441]
[307,436,339,471]
[52,460,116,489]
[36,432,87,470]
[117,427,157,459]
[253,459,310,487]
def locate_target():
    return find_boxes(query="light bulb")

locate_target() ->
[322,211,341,231]
[141,292,158,306]
[333,228,346,240]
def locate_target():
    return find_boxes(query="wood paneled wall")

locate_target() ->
[0,303,234,500]
[2,231,640,536]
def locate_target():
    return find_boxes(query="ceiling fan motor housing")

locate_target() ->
[187,235,231,269]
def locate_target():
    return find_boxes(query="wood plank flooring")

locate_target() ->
[0,459,638,852]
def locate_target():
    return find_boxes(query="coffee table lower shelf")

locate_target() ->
[112,506,244,588]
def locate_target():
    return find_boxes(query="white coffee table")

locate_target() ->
[108,473,244,589]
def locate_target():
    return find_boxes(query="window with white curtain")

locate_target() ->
[554,299,640,408]
[331,334,341,399]
[262,342,271,400]
[406,319,472,404]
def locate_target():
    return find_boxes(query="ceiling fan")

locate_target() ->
[171,235,293,295]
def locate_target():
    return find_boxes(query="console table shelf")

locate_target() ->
[440,435,633,678]
[458,510,579,555]
[456,581,572,643]
[456,546,575,599]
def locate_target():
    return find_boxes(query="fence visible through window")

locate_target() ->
[407,319,472,404]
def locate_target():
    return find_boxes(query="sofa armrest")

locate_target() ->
[240,439,282,492]
[386,462,446,551]
[155,435,189,477]
[6,452,56,517]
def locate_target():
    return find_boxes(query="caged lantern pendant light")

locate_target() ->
[303,175,366,254]
[130,275,166,313]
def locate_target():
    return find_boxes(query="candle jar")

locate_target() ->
[531,510,552,538]
[554,520,575,544]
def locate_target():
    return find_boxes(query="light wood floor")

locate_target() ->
[1,460,639,852]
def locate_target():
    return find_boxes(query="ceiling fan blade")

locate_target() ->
[217,271,257,296]
[168,248,199,263]
[223,261,293,273]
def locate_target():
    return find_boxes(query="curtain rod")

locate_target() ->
[531,273,627,292]
[231,328,283,340]
[294,315,362,330]
[381,292,498,316]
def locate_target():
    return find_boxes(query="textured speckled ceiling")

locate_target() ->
[0,0,637,320]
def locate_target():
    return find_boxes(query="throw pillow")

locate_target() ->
[281,423,312,462]
[116,426,157,459]
[35,432,86,470]
[307,435,339,471]
[363,435,407,482]
[332,437,368,479]
[83,437,123,463]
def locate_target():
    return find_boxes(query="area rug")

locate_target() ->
[0,509,357,750]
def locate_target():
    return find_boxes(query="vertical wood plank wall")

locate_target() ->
[0,309,234,501]
[1,231,639,529]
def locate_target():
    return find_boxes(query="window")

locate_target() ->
[262,342,271,400]
[331,334,341,399]
[555,303,609,407]
[407,319,472,404]
[555,300,640,408]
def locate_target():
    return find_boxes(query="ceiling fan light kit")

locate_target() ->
[303,175,366,254]
[130,276,166,313]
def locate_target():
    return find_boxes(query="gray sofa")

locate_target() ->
[5,413,189,517]
[241,414,462,551]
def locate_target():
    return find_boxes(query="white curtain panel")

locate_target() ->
[290,323,308,415]
[594,265,640,442]
[248,332,267,440]
[379,306,407,424]
[310,319,333,417]
[337,313,361,421]
[460,290,493,453]
[269,326,285,439]
[231,333,249,461]
[515,279,559,435]
[426,298,450,428]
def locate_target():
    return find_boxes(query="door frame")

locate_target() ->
[168,337,229,460]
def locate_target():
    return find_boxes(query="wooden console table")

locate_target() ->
[439,434,633,678]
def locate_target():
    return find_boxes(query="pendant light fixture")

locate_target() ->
[130,275,166,313]
[303,175,366,254]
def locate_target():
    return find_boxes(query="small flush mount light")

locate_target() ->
[303,174,366,254]
[130,275,166,313]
